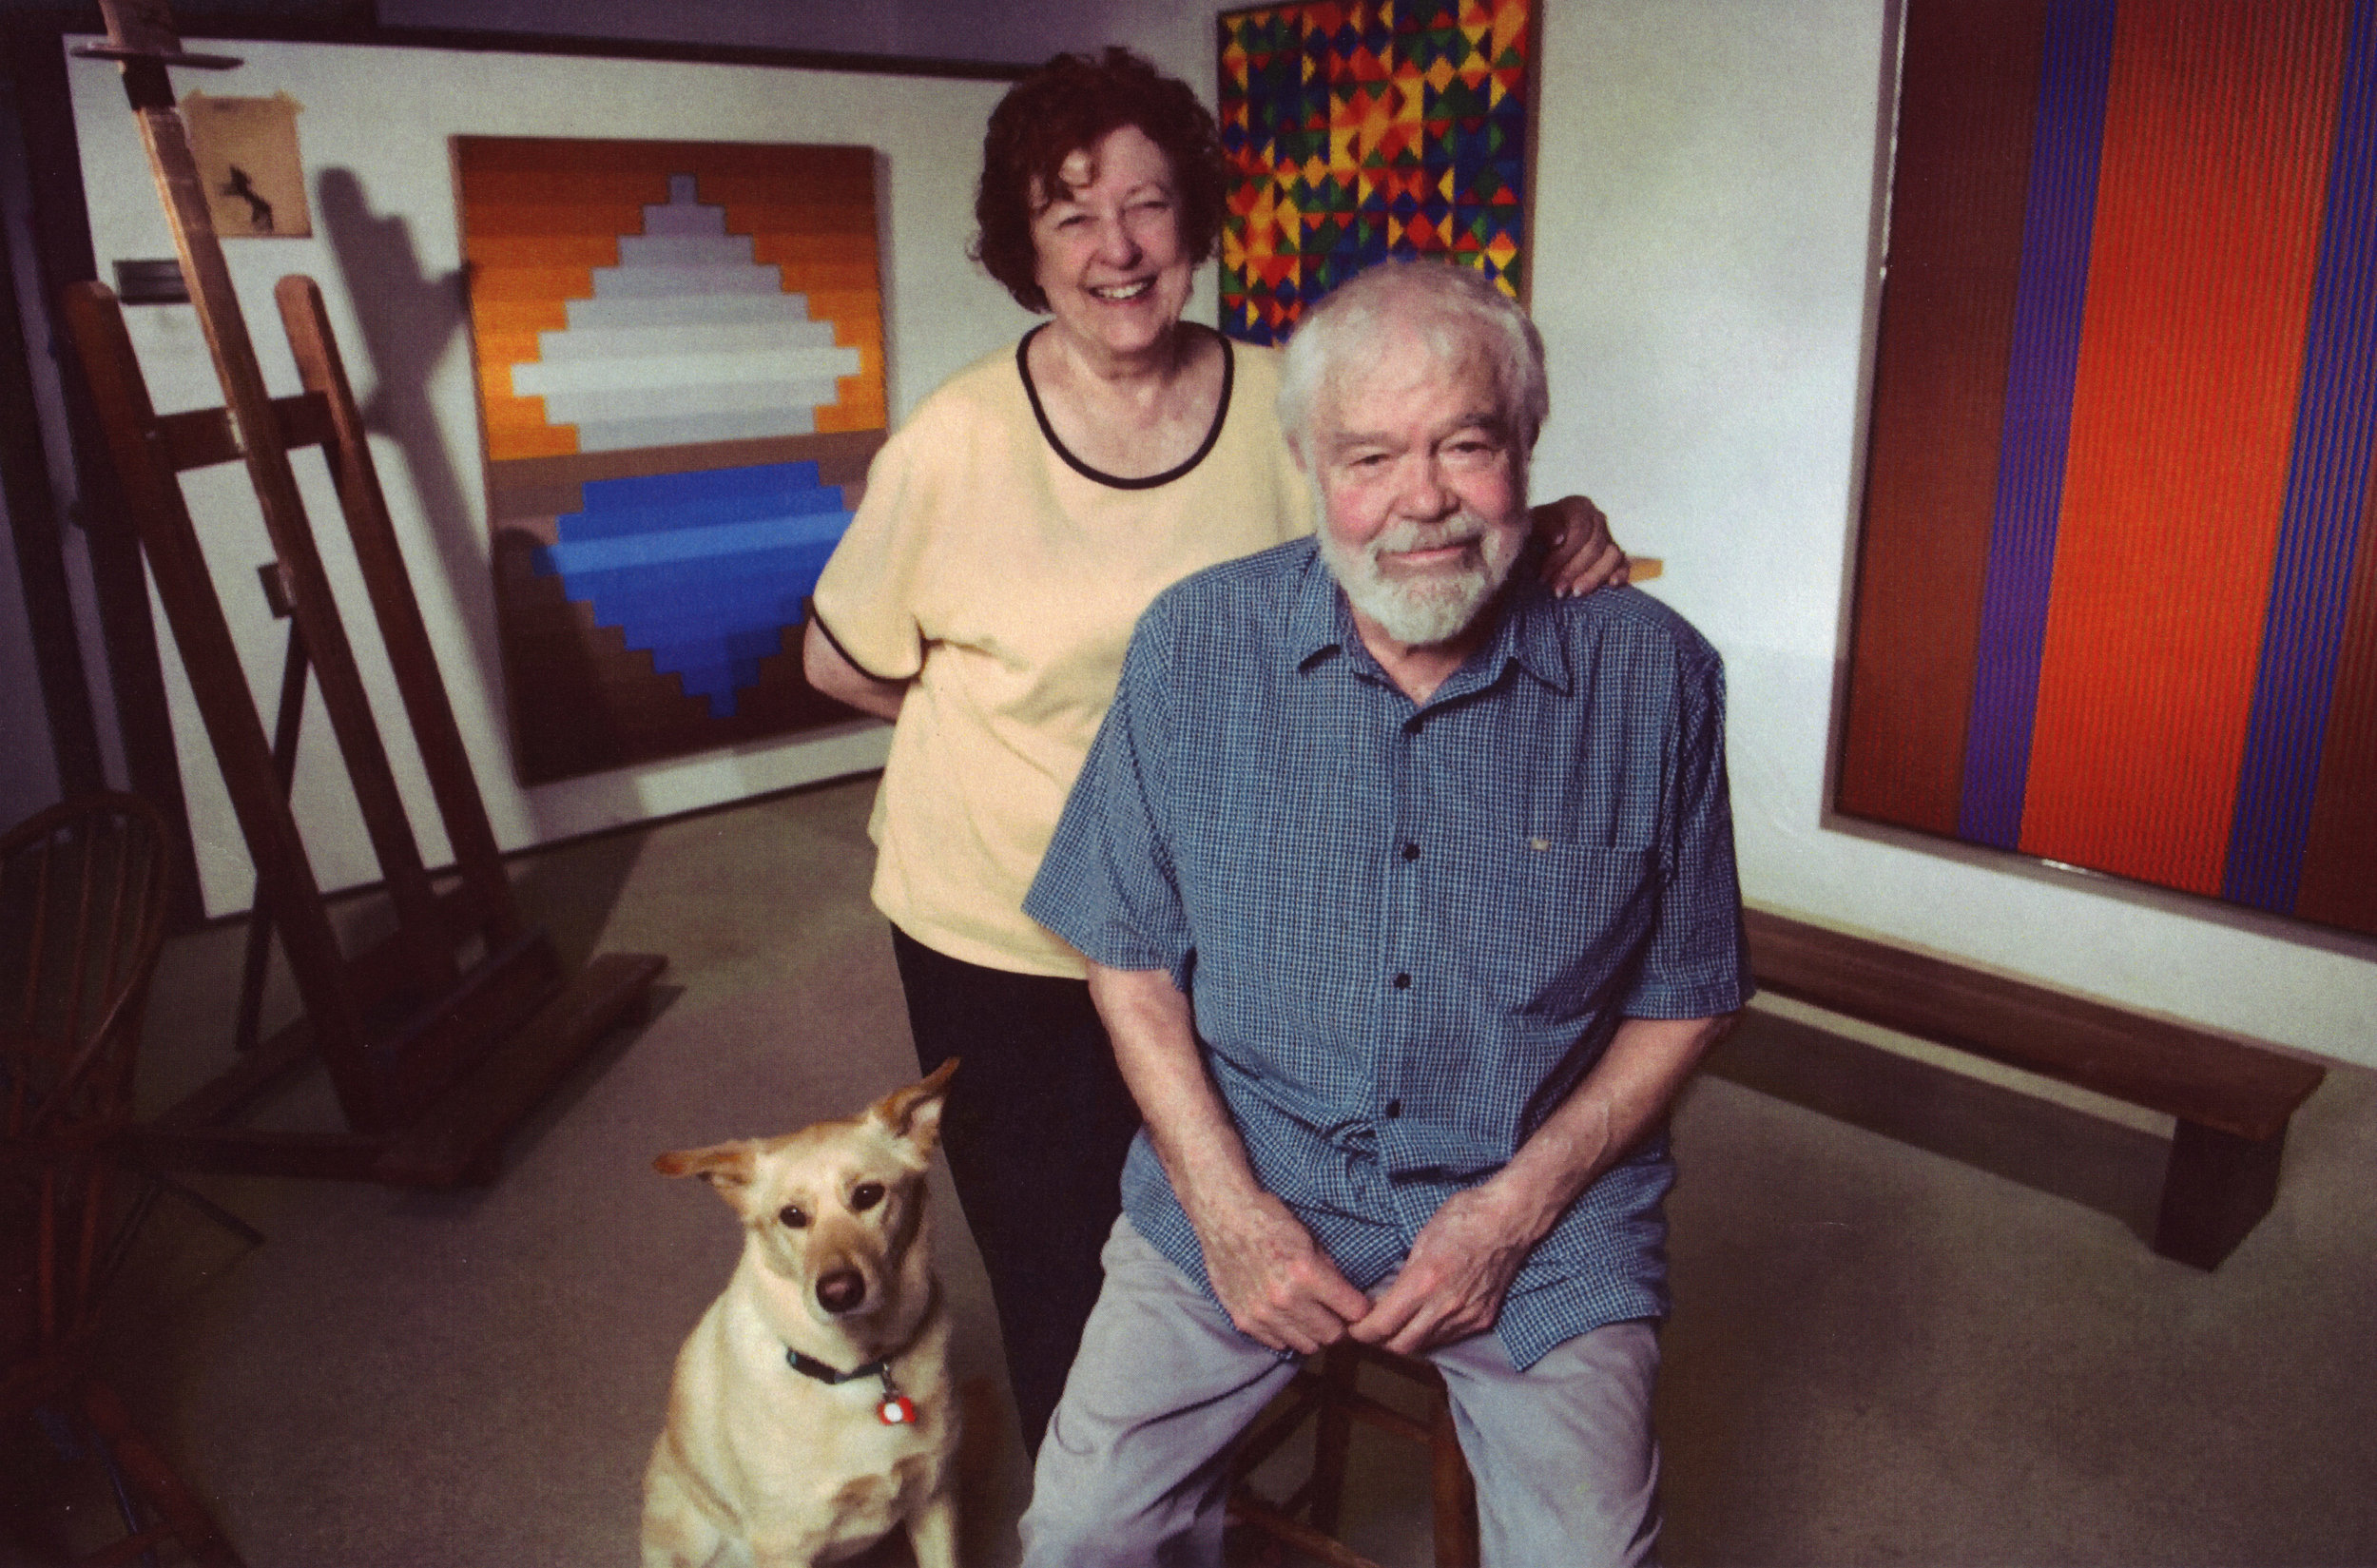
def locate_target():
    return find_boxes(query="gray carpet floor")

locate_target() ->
[13,773,2375,1566]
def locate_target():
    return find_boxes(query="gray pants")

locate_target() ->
[1018,1216,1663,1568]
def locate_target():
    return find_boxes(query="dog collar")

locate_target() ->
[783,1348,918,1426]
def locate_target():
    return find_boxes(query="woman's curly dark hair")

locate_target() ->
[972,48,1227,313]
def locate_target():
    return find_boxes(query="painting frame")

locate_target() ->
[454,134,889,785]
[1835,0,2377,943]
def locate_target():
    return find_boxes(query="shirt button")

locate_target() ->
[1392,972,1411,990]
[1385,1098,1402,1117]
[1401,842,1420,861]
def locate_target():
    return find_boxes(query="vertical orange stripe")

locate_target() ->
[2019,0,2348,892]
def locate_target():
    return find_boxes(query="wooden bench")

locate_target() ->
[1742,908,2328,1269]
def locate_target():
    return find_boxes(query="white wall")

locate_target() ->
[1138,0,2377,1070]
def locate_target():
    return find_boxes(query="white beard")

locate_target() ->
[1318,504,1528,648]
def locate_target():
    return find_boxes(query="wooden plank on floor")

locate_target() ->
[374,951,664,1187]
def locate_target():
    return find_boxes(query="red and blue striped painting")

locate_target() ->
[1840,0,2377,939]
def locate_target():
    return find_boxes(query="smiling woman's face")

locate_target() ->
[1030,123,1195,369]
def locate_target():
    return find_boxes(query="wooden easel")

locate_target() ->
[66,0,664,1185]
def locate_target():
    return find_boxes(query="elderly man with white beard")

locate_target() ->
[1015,260,1750,1568]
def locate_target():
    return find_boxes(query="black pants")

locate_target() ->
[890,927,1143,1458]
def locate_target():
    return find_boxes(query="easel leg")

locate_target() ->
[233,610,307,1054]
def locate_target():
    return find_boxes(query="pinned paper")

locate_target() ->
[180,91,310,238]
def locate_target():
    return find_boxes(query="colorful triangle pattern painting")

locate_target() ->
[1218,0,1534,345]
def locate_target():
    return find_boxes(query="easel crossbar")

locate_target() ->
[153,393,336,474]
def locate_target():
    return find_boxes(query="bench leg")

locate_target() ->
[2154,1120,2286,1270]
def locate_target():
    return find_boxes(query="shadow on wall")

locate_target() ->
[311,165,508,776]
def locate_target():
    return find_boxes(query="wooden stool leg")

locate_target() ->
[1427,1390,1479,1568]
[1307,1342,1361,1535]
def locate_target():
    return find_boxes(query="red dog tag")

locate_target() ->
[879,1395,917,1425]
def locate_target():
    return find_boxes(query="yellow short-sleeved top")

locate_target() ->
[810,328,1313,978]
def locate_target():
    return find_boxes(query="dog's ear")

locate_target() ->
[868,1057,957,1157]
[653,1141,757,1205]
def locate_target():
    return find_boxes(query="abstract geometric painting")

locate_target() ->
[1839,0,2377,940]
[1216,0,1534,345]
[455,137,885,784]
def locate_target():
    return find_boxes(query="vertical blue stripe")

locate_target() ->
[2223,0,2377,911]
[1958,0,2121,848]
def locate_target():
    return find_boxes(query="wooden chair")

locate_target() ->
[2,792,242,1565]
[1227,1340,1479,1568]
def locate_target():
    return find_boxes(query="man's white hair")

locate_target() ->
[1276,260,1550,461]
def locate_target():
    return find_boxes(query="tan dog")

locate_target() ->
[643,1061,960,1568]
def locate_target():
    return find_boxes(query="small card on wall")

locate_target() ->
[179,91,310,238]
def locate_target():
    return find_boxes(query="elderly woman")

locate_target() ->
[803,48,1625,1454]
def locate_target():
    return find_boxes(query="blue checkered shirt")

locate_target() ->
[1024,538,1751,1368]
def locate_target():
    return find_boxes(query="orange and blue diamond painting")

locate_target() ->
[454,137,885,784]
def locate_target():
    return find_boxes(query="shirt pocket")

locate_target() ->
[1450,838,1659,1018]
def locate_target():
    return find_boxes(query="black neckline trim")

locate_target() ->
[1015,323,1235,492]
